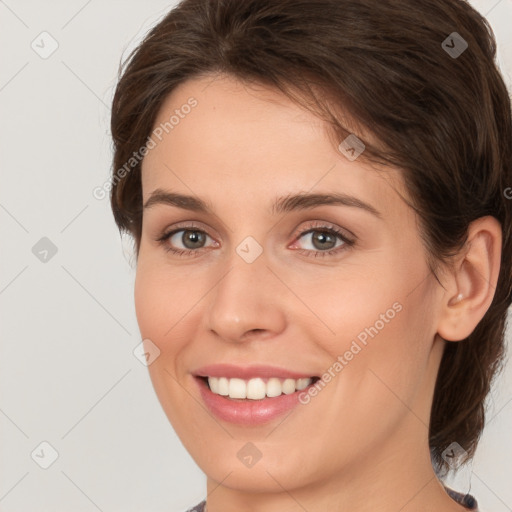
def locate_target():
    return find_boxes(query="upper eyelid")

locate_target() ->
[296,223,355,240]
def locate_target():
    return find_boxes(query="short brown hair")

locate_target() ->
[110,0,512,475]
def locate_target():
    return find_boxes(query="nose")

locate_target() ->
[203,249,287,343]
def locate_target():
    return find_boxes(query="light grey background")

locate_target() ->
[0,1,511,511]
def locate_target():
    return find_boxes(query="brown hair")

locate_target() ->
[110,0,512,476]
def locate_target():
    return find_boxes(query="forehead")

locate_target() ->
[140,74,407,219]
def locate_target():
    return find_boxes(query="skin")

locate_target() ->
[134,73,501,512]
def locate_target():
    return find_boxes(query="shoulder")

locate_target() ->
[444,485,479,510]
[186,490,480,512]
[185,499,206,512]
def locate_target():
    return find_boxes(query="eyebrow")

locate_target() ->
[143,189,381,218]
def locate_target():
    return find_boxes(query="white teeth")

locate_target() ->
[206,376,314,400]
[218,377,229,396]
[266,377,283,398]
[229,378,247,399]
[247,378,266,399]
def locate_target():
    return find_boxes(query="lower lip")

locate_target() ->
[194,376,315,426]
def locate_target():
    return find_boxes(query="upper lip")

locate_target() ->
[192,363,318,380]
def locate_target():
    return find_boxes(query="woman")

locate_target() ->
[109,0,512,510]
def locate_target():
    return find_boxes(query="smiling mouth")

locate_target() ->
[198,375,321,400]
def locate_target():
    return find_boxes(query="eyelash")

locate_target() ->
[156,221,356,259]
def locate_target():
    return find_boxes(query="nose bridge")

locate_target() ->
[204,241,286,342]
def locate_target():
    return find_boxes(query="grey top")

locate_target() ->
[185,485,479,511]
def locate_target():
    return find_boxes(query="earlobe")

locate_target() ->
[437,216,502,342]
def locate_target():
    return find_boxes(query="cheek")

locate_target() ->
[133,258,209,389]
[134,265,164,340]
[134,260,193,343]
[313,235,434,359]
[306,262,436,405]
[134,262,200,425]
[299,268,406,354]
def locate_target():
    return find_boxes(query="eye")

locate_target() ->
[290,222,355,258]
[156,221,355,258]
[156,223,217,257]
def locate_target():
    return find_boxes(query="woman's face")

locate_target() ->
[135,74,446,494]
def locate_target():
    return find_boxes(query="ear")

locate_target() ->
[437,216,502,342]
